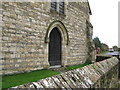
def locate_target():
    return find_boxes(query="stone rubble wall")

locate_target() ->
[1,2,93,75]
[9,57,119,89]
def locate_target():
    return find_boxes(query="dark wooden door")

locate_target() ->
[49,28,61,66]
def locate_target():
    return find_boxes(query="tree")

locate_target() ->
[118,48,120,51]
[113,45,118,51]
[101,43,109,52]
[93,37,102,50]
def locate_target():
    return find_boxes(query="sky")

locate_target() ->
[89,0,119,48]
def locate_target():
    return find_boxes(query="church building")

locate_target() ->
[1,0,95,75]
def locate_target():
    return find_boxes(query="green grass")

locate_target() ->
[100,51,109,55]
[66,61,92,70]
[0,75,2,90]
[2,69,60,89]
[0,81,2,90]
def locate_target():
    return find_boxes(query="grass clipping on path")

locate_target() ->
[2,69,60,89]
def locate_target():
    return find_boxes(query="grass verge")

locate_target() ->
[2,69,60,89]
[66,61,92,70]
[100,51,109,55]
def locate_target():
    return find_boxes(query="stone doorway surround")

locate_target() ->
[44,20,69,68]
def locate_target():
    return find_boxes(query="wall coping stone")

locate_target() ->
[9,57,119,89]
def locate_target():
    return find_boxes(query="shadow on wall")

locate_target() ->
[96,55,112,62]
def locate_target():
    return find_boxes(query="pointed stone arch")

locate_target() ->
[44,20,69,68]
[45,20,69,45]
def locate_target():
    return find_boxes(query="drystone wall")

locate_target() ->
[9,57,119,89]
[1,2,94,75]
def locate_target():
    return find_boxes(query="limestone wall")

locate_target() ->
[10,57,119,89]
[1,2,93,75]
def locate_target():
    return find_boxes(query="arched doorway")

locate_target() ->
[48,27,62,66]
[44,21,69,67]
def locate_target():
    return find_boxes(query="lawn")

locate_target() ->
[2,61,92,89]
[100,51,109,55]
[66,61,92,70]
[2,69,60,89]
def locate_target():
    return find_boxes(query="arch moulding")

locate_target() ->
[45,20,69,45]
[44,20,69,67]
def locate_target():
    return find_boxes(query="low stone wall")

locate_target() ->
[9,57,119,89]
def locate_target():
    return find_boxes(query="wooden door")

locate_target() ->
[49,27,61,66]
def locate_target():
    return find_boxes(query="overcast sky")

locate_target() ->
[89,0,119,48]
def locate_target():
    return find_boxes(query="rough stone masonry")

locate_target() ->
[9,57,119,88]
[1,1,95,75]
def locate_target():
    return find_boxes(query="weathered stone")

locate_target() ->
[32,82,44,88]
[9,57,119,89]
[1,1,95,75]
[56,75,71,89]
[60,72,77,88]
[51,76,66,88]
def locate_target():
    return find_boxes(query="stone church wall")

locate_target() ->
[1,2,93,75]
